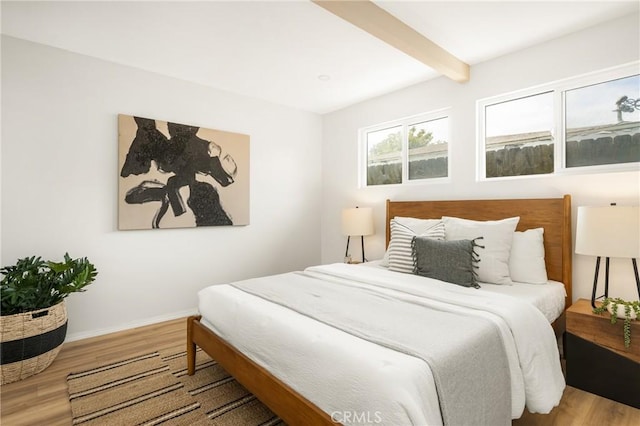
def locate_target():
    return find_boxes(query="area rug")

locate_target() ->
[67,345,284,425]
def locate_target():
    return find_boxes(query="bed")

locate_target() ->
[187,195,572,425]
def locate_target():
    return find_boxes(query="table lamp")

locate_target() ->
[575,204,640,308]
[341,206,374,263]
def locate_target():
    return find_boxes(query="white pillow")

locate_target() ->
[381,216,442,267]
[393,216,443,234]
[442,216,520,285]
[509,228,548,284]
[388,218,445,273]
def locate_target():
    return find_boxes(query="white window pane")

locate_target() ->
[485,92,554,178]
[408,117,448,180]
[565,74,640,168]
[367,126,402,185]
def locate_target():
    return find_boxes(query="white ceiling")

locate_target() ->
[2,1,638,114]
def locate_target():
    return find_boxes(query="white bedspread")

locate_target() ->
[198,263,565,425]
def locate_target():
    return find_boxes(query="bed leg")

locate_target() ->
[187,316,198,375]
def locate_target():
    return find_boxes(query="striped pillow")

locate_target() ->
[388,219,445,273]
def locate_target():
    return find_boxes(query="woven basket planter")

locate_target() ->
[1,301,68,384]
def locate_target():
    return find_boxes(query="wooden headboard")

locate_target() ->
[386,195,572,308]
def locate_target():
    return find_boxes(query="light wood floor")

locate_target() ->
[1,318,639,426]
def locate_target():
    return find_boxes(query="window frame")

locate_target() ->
[476,62,640,181]
[359,108,452,188]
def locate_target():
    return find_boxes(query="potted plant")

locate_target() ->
[1,253,97,384]
[593,297,640,348]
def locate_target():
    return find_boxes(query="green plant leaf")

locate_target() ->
[1,253,97,315]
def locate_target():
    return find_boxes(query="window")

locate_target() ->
[366,125,402,185]
[565,74,640,168]
[477,62,639,179]
[363,110,450,186]
[484,92,554,178]
[408,117,449,180]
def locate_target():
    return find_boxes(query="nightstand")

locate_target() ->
[565,299,640,408]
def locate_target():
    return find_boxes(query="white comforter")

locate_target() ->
[198,263,565,425]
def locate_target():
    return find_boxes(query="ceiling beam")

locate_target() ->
[312,0,470,83]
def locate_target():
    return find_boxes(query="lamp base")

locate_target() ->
[590,256,607,309]
[344,235,366,264]
[591,256,640,308]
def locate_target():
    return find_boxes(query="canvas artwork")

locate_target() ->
[118,114,250,230]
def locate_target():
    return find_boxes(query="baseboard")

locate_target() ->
[64,307,198,342]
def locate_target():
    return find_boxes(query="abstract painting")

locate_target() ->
[118,114,249,230]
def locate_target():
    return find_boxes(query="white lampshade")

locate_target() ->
[341,207,374,237]
[575,206,640,259]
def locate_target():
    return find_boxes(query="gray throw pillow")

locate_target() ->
[412,236,480,288]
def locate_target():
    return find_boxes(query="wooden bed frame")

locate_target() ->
[187,195,572,425]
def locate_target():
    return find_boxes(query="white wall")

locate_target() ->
[1,36,323,340]
[321,13,640,303]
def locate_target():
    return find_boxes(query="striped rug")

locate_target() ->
[67,346,284,425]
